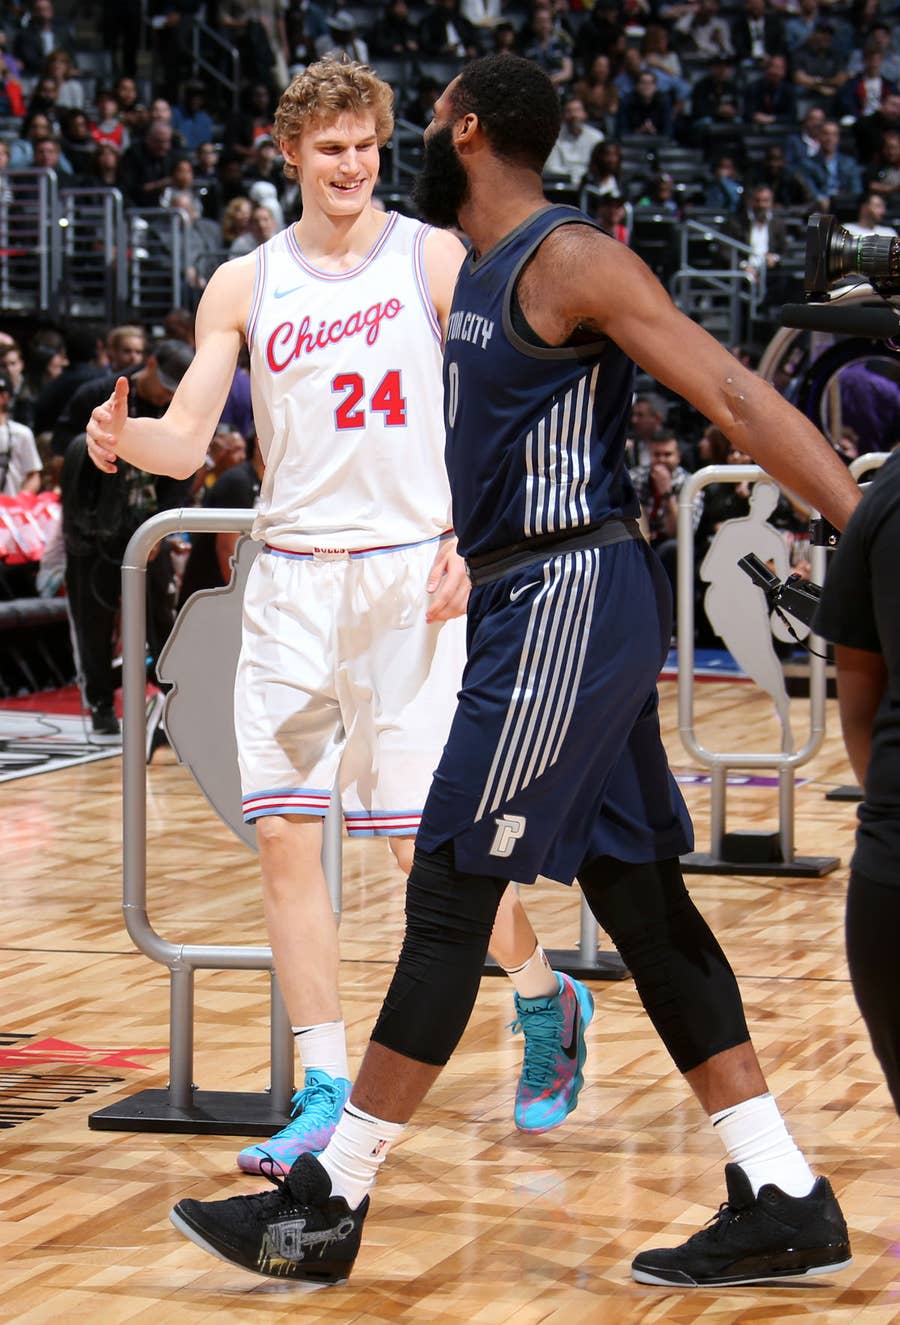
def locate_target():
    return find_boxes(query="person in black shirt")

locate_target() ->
[815,452,900,1114]
[178,440,263,605]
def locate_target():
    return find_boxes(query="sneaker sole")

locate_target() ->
[169,1206,350,1287]
[632,1255,853,1288]
[516,980,596,1134]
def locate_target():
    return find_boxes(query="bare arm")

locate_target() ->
[422,224,467,338]
[216,531,240,583]
[834,643,887,786]
[519,226,862,532]
[86,256,254,480]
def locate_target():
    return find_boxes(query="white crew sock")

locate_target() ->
[501,943,559,1000]
[317,1101,405,1210]
[292,1020,350,1082]
[711,1092,816,1197]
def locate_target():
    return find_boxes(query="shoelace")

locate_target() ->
[686,1199,741,1246]
[285,1077,340,1125]
[509,1003,566,1087]
[227,1157,294,1217]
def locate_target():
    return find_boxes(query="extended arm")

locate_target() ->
[86,256,254,480]
[834,644,887,786]
[523,226,862,532]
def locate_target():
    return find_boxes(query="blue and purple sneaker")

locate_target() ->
[511,972,594,1132]
[237,1068,352,1175]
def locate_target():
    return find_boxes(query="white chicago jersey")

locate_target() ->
[246,212,451,552]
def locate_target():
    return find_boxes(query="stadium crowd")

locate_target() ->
[0,0,898,717]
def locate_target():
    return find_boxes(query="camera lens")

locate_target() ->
[805,213,900,292]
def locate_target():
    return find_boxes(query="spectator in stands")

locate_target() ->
[90,88,130,151]
[60,340,195,741]
[374,0,420,56]
[160,156,197,209]
[745,52,797,125]
[26,74,61,128]
[162,307,196,347]
[636,171,681,217]
[179,434,264,604]
[857,91,900,166]
[674,0,733,59]
[316,10,370,64]
[592,190,630,242]
[522,7,572,87]
[726,183,789,298]
[642,24,683,85]
[785,103,824,170]
[121,120,178,206]
[0,370,41,496]
[626,392,667,469]
[867,128,900,204]
[0,64,25,120]
[220,352,254,442]
[284,0,330,68]
[690,55,742,134]
[848,23,900,87]
[58,108,95,176]
[42,50,82,110]
[572,54,619,133]
[223,83,276,163]
[401,76,442,128]
[193,140,223,220]
[228,201,279,257]
[584,139,624,198]
[113,75,147,137]
[246,178,284,228]
[148,0,204,100]
[618,69,672,137]
[630,428,703,605]
[172,80,216,154]
[87,138,124,187]
[38,325,105,444]
[838,44,898,123]
[0,29,23,82]
[544,95,603,186]
[749,143,817,217]
[792,23,849,108]
[844,191,898,238]
[704,154,744,214]
[100,0,141,79]
[418,0,478,59]
[242,136,285,199]
[106,326,147,373]
[0,342,35,430]
[219,1,277,90]
[165,189,225,303]
[187,422,247,503]
[730,0,786,67]
[785,0,823,54]
[799,119,864,209]
[31,133,73,176]
[13,0,74,78]
[221,194,253,249]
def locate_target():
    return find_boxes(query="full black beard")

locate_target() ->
[413,124,469,229]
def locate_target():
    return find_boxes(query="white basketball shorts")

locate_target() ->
[235,535,466,837]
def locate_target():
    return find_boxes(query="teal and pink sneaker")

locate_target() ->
[237,1068,352,1175]
[511,972,594,1132]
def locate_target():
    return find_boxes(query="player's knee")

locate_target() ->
[254,813,324,869]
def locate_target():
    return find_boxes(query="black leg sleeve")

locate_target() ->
[371,844,507,1067]
[578,855,750,1074]
[846,869,900,1116]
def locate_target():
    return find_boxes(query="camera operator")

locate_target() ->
[815,452,900,1115]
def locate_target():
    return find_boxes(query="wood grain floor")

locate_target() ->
[1,678,899,1324]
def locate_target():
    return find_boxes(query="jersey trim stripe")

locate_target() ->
[524,364,598,538]
[245,240,269,349]
[263,530,453,559]
[285,211,399,281]
[474,548,601,821]
[412,224,442,345]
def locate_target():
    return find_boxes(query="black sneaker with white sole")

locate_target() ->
[170,1153,367,1285]
[631,1163,852,1287]
[89,704,121,743]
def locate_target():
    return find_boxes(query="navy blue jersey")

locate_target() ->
[444,205,640,559]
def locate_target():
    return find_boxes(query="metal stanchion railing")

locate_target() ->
[676,465,838,877]
[89,509,342,1134]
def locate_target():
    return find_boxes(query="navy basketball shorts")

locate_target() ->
[416,539,694,883]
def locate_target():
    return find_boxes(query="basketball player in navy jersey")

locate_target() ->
[86,59,591,1179]
[169,55,862,1288]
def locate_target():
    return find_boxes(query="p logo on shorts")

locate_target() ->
[490,813,526,858]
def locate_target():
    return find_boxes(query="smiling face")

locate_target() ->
[282,112,380,218]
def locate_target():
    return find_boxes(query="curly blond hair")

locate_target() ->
[275,57,394,179]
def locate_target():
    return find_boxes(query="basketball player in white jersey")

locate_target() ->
[86,58,594,1173]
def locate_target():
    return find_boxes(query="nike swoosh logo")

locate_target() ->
[509,580,541,602]
[563,1003,580,1059]
[273,285,303,299]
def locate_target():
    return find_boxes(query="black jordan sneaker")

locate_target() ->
[170,1153,367,1284]
[631,1163,852,1287]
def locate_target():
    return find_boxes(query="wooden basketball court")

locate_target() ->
[2,677,899,1323]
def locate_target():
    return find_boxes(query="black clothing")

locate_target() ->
[179,459,261,605]
[34,362,105,438]
[815,451,900,888]
[846,870,900,1112]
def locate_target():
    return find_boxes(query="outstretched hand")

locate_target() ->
[425,537,470,622]
[86,376,130,473]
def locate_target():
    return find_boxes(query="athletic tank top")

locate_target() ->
[443,205,640,559]
[246,212,449,551]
